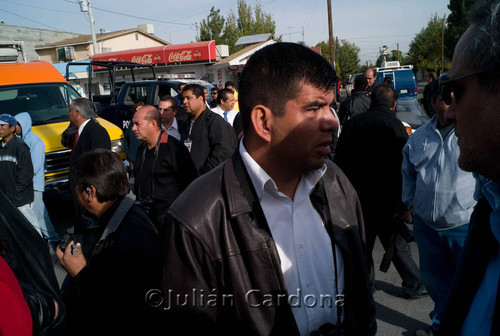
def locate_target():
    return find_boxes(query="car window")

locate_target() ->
[154,84,178,105]
[123,84,151,105]
[0,83,76,125]
[396,98,429,129]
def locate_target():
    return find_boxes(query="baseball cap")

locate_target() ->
[0,114,17,127]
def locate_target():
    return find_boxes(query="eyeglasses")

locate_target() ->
[440,69,493,105]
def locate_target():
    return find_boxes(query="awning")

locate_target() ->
[92,41,217,66]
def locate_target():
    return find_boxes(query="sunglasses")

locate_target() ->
[440,69,492,105]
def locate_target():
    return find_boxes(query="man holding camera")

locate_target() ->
[131,105,197,227]
[56,149,162,335]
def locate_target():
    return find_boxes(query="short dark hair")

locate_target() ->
[224,81,234,88]
[160,95,177,110]
[461,0,500,93]
[131,101,145,115]
[382,76,392,85]
[239,42,338,133]
[354,74,368,90]
[371,85,398,109]
[217,88,234,105]
[183,84,205,102]
[211,87,219,94]
[426,71,437,80]
[73,149,129,202]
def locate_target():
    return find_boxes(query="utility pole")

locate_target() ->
[288,26,293,42]
[327,0,335,67]
[397,43,400,63]
[99,28,105,53]
[79,0,98,55]
[441,15,446,73]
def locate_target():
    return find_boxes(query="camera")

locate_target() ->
[58,233,78,254]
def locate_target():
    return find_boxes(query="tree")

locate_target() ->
[407,14,450,71]
[197,0,278,54]
[315,41,331,62]
[315,39,361,78]
[445,0,478,59]
[335,39,360,78]
[199,7,226,43]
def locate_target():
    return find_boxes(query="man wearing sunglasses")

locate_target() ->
[438,0,500,335]
[402,76,479,336]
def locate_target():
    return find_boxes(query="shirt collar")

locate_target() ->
[239,138,326,201]
[78,118,91,136]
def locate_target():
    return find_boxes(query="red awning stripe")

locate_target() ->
[92,41,217,66]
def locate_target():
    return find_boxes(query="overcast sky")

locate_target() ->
[0,0,450,64]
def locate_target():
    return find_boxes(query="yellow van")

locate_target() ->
[0,60,126,191]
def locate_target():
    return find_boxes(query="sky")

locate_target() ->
[0,0,451,64]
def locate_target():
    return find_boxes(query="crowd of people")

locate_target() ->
[2,0,500,334]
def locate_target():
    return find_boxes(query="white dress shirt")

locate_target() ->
[239,140,344,335]
[78,118,91,137]
[211,105,238,126]
[166,118,181,141]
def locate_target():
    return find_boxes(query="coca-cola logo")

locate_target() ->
[131,54,153,64]
[168,50,193,63]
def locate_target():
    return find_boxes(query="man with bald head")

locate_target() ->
[436,0,500,334]
[132,105,197,226]
[364,68,378,94]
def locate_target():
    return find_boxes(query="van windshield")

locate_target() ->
[0,83,81,125]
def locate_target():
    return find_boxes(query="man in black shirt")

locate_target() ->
[132,105,197,226]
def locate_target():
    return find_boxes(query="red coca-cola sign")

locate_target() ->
[131,54,154,64]
[93,41,217,66]
[168,50,193,63]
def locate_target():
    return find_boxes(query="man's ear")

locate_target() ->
[85,185,97,201]
[250,105,273,143]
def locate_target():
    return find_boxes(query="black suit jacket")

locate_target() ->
[70,119,111,164]
[180,108,235,175]
[65,119,111,232]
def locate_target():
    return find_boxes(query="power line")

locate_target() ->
[0,0,74,13]
[0,8,60,30]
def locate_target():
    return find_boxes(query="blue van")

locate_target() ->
[375,61,417,98]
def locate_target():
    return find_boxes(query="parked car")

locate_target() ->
[395,96,430,135]
[345,73,362,97]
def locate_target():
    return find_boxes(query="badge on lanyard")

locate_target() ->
[184,140,192,152]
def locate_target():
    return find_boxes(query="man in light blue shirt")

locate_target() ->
[437,0,500,334]
[402,77,478,335]
[159,96,182,141]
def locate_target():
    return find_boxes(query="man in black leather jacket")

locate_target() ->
[161,42,376,336]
